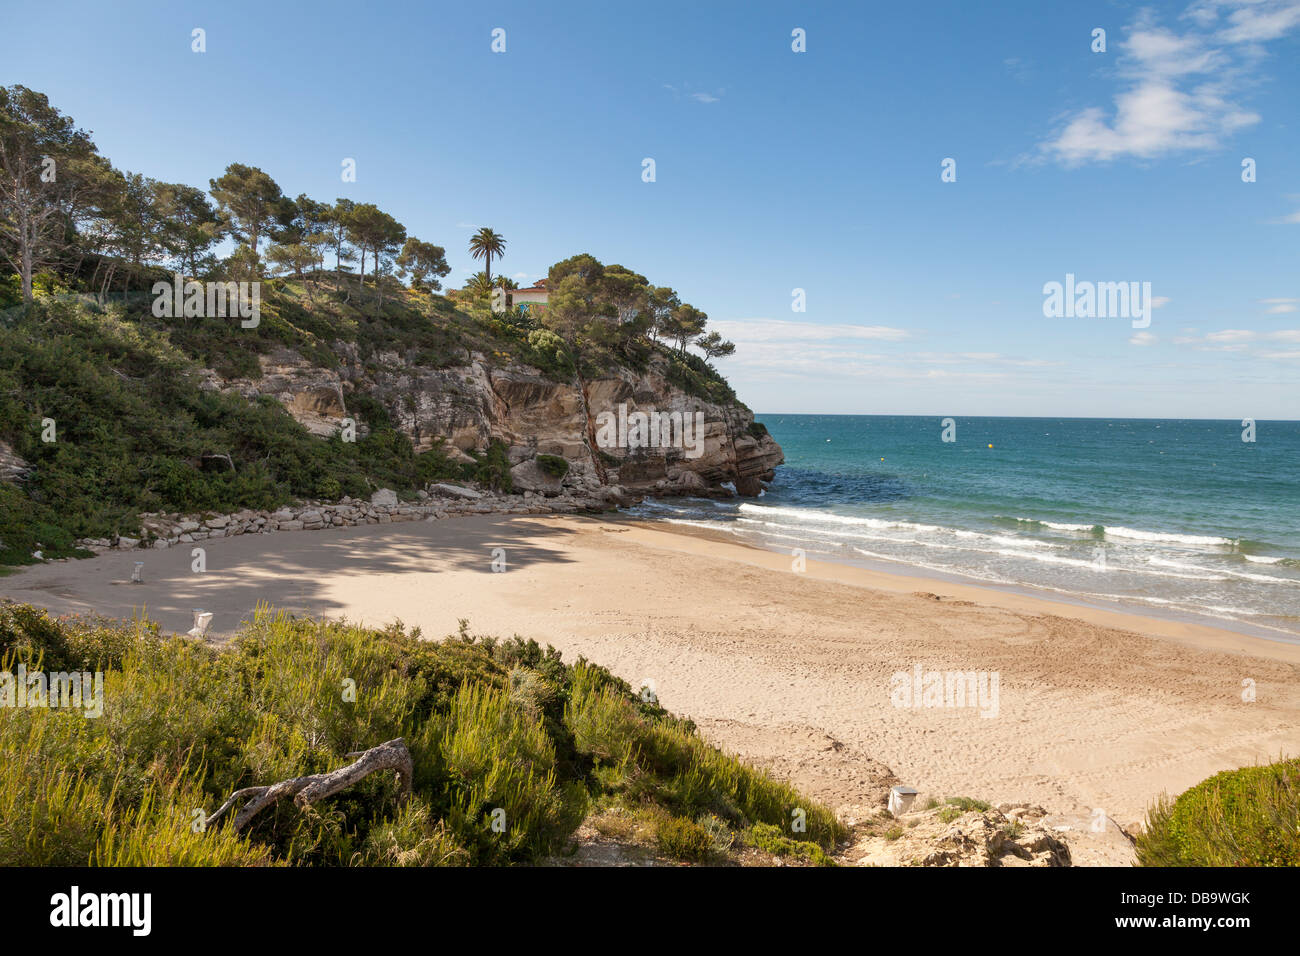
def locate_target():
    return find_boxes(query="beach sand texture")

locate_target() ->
[5,513,1297,849]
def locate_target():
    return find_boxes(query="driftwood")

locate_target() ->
[207,738,413,832]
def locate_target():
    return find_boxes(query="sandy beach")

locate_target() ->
[5,513,1298,852]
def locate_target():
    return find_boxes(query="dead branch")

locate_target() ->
[207,738,413,833]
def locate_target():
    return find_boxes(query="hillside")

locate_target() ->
[0,601,841,866]
[0,275,781,566]
[0,85,781,567]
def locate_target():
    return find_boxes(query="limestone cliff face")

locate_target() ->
[0,440,28,482]
[205,346,783,500]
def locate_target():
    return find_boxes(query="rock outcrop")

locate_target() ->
[843,803,1072,867]
[0,441,27,482]
[205,347,783,500]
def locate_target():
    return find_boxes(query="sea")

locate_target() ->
[632,415,1300,642]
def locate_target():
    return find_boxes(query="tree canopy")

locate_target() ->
[0,85,736,368]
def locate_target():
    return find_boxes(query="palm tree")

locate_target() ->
[468,227,506,282]
[466,271,494,297]
[493,275,518,291]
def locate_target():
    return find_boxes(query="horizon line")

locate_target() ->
[752,413,1300,423]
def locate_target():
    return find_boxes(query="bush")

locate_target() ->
[463,440,513,493]
[536,454,569,479]
[746,822,836,866]
[655,814,713,861]
[0,603,839,867]
[1136,759,1300,866]
[357,800,469,867]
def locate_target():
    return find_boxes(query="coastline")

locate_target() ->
[4,510,1297,851]
[621,515,1300,660]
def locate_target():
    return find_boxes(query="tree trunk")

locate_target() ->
[20,230,33,303]
[206,738,413,833]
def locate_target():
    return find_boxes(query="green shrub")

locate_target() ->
[463,439,513,493]
[1136,759,1300,866]
[655,814,713,861]
[435,680,584,864]
[536,454,569,479]
[746,822,836,866]
[93,785,275,867]
[356,800,469,867]
[0,603,839,867]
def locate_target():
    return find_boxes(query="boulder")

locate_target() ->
[370,488,399,508]
[427,483,483,500]
[509,459,564,496]
[594,484,637,508]
[669,470,707,494]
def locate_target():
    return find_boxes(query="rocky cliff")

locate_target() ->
[205,346,784,502]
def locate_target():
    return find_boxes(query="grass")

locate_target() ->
[929,796,992,825]
[746,822,837,866]
[0,601,842,866]
[654,814,714,861]
[1135,758,1300,866]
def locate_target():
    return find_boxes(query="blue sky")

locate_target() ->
[5,0,1298,418]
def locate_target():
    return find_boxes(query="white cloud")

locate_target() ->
[713,327,1062,384]
[1171,326,1300,353]
[1199,0,1300,42]
[1206,328,1256,342]
[1130,331,1158,345]
[1040,2,1299,165]
[1261,297,1298,313]
[710,319,909,343]
[663,83,723,105]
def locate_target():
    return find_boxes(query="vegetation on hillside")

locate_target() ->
[0,601,843,866]
[1135,758,1300,866]
[0,292,476,566]
[0,84,745,566]
[0,84,735,378]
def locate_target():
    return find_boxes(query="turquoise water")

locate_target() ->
[636,416,1300,640]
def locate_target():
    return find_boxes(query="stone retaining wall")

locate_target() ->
[73,485,631,554]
